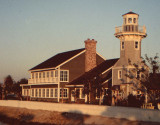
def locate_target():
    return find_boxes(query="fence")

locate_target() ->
[0,100,160,122]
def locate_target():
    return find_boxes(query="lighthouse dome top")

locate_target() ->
[122,11,139,16]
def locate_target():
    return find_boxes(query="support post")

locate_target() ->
[57,68,60,102]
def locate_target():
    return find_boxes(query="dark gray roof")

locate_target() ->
[30,48,85,70]
[122,11,139,16]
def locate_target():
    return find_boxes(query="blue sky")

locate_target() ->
[0,0,160,82]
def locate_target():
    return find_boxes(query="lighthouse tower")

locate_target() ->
[112,11,147,97]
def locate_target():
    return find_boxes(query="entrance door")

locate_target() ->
[71,90,75,102]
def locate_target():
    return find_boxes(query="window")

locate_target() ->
[60,71,68,82]
[55,88,58,97]
[50,88,54,97]
[35,89,38,97]
[133,18,136,23]
[60,88,68,98]
[55,70,58,77]
[121,41,124,50]
[42,89,45,97]
[39,89,41,97]
[47,72,49,78]
[39,72,41,78]
[46,88,49,97]
[36,73,38,78]
[32,73,34,79]
[118,70,122,79]
[76,88,80,98]
[24,89,26,96]
[128,18,132,23]
[32,89,34,97]
[80,89,85,99]
[43,72,45,78]
[51,71,54,77]
[135,41,139,49]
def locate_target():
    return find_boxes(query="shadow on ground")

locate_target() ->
[0,112,51,125]
[61,110,90,125]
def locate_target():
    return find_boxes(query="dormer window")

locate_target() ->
[128,18,132,23]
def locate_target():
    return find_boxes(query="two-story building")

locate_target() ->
[21,39,105,102]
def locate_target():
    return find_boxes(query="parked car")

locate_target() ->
[6,94,19,100]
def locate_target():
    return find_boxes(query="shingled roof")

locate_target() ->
[67,58,119,86]
[30,48,85,70]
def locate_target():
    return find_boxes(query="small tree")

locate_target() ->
[125,54,160,103]
[0,84,2,99]
[13,78,28,96]
[4,75,14,94]
[83,69,104,104]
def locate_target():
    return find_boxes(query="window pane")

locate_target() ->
[35,89,38,97]
[39,72,41,78]
[43,72,45,78]
[32,89,34,97]
[39,89,41,97]
[42,89,45,97]
[135,41,138,49]
[46,88,49,97]
[55,89,58,97]
[50,89,54,97]
[55,70,58,77]
[36,72,38,78]
[122,41,124,49]
[47,72,49,78]
[128,18,132,23]
[51,71,54,77]
[76,89,80,98]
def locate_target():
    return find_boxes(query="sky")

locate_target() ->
[0,0,160,83]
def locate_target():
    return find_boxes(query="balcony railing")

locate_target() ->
[28,77,58,84]
[115,25,146,35]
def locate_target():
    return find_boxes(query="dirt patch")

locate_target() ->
[0,106,159,125]
[0,106,89,125]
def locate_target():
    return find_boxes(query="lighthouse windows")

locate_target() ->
[128,18,132,23]
[121,41,125,50]
[133,18,136,23]
[135,41,139,49]
[118,70,122,79]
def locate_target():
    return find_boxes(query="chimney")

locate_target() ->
[84,38,97,72]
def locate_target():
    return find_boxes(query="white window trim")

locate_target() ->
[30,88,68,99]
[60,88,68,98]
[60,70,69,82]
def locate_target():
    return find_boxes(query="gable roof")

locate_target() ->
[30,48,85,71]
[67,58,119,86]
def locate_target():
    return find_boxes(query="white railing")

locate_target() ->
[115,25,146,34]
[28,77,58,84]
